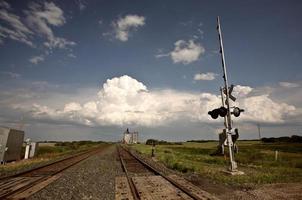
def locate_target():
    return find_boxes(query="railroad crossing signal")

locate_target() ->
[213,16,245,174]
[232,107,244,117]
[223,84,236,101]
[208,107,227,119]
[208,106,244,119]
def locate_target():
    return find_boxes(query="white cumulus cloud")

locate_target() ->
[13,76,297,127]
[67,53,76,58]
[29,55,44,64]
[113,14,145,41]
[0,2,34,46]
[279,82,300,88]
[75,0,87,11]
[194,72,217,81]
[64,102,82,113]
[0,1,75,50]
[233,85,253,97]
[170,40,205,64]
[0,1,10,9]
[0,71,21,79]
[25,2,76,49]
[240,95,295,123]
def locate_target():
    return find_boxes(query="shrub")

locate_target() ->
[146,139,159,145]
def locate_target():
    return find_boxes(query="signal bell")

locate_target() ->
[208,107,228,119]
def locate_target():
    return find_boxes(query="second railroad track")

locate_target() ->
[116,145,219,200]
[0,146,106,200]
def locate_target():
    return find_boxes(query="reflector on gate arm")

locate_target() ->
[0,127,24,163]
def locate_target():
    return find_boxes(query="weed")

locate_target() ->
[132,141,302,187]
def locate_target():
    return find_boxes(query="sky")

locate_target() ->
[0,0,302,142]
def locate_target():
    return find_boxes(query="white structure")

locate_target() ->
[123,129,138,144]
[29,142,39,158]
[24,139,39,159]
[24,139,30,159]
[0,127,24,163]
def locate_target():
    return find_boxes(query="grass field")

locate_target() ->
[131,141,302,188]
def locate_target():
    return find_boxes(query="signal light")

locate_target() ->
[208,109,219,119]
[232,107,244,117]
[218,107,228,117]
[208,107,228,119]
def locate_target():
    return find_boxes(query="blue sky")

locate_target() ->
[0,0,302,142]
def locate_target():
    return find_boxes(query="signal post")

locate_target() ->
[208,17,245,174]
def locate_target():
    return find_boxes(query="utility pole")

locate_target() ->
[18,116,25,131]
[217,16,237,172]
[257,123,261,140]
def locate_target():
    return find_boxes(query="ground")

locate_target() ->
[131,141,302,200]
[29,144,123,200]
[2,142,302,199]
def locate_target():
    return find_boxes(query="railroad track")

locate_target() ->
[0,146,105,199]
[116,145,219,200]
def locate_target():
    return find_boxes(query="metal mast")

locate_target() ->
[257,123,261,140]
[217,16,237,171]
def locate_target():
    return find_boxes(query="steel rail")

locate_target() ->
[117,146,140,200]
[0,146,104,199]
[119,145,218,200]
[0,147,100,180]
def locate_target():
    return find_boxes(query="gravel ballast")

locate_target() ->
[29,145,123,200]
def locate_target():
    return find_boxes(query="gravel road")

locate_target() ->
[29,144,123,200]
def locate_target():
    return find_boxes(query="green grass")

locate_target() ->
[131,141,302,188]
